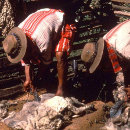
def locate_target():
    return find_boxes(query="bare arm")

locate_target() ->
[23,65,35,92]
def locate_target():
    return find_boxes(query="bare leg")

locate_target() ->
[55,52,67,96]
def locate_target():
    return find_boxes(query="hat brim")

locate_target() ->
[6,27,27,63]
[81,42,96,63]
[89,37,104,73]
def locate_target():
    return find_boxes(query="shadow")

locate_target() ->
[66,68,116,103]
[32,62,58,94]
[83,0,119,30]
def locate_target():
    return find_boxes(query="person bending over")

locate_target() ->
[81,20,130,102]
[2,8,76,96]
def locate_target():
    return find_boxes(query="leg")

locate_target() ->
[55,52,67,96]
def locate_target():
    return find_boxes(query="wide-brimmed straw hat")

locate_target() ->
[81,37,104,73]
[2,27,27,63]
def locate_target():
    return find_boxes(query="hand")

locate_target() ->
[23,80,35,93]
[23,65,35,93]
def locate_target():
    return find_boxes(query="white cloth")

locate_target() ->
[103,20,130,60]
[18,8,65,64]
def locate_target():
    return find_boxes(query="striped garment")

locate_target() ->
[18,8,76,65]
[106,42,122,73]
[103,20,130,73]
[103,20,130,59]
[55,23,76,54]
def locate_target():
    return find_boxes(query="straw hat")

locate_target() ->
[81,37,104,73]
[2,27,27,63]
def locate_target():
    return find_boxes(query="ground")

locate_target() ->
[0,86,113,130]
[0,70,115,130]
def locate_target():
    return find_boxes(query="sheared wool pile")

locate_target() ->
[102,103,130,130]
[2,94,94,130]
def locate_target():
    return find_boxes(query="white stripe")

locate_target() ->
[62,38,66,51]
[22,12,40,32]
[56,44,60,51]
[27,12,44,35]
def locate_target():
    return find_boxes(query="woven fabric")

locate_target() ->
[19,8,76,66]
[106,42,122,73]
[55,24,76,54]
[18,8,64,54]
[103,20,130,59]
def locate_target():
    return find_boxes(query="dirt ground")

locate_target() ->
[0,71,115,130]
[0,86,113,130]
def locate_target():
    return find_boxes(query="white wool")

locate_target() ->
[3,94,93,130]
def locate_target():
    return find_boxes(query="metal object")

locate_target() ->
[26,88,41,102]
[72,59,78,75]
[33,91,41,102]
[71,59,82,88]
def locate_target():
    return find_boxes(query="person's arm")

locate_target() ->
[23,65,35,92]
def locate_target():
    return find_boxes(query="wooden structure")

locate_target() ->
[0,0,129,99]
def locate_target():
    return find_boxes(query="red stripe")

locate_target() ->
[25,14,42,36]
[22,12,41,31]
[29,12,47,34]
[22,13,42,37]
[59,38,64,51]
[30,11,52,34]
[56,37,71,52]
[22,9,57,37]
[65,39,70,51]
[55,23,76,53]
[31,10,57,35]
[106,42,122,73]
